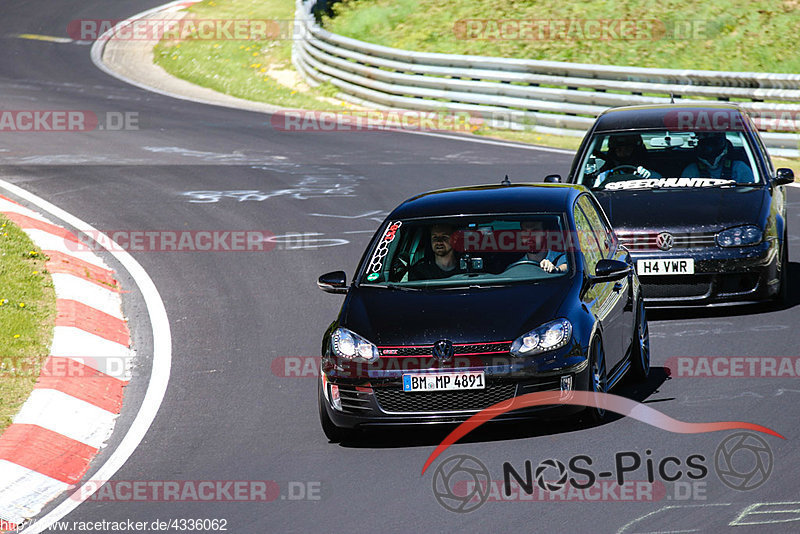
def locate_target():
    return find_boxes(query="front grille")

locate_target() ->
[375,383,517,413]
[618,231,717,251]
[642,275,713,299]
[379,341,511,357]
[455,342,512,355]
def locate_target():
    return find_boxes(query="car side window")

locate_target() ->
[573,202,603,276]
[746,114,774,178]
[576,195,612,258]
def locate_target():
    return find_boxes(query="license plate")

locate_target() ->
[637,258,694,276]
[402,371,485,392]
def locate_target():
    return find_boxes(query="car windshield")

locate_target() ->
[359,214,572,288]
[575,130,761,190]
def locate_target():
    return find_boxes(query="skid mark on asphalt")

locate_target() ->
[310,210,387,222]
[142,146,287,163]
[649,321,789,339]
[678,388,800,406]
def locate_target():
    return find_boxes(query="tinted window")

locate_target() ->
[359,214,571,288]
[576,195,612,258]
[575,130,761,189]
[573,204,602,276]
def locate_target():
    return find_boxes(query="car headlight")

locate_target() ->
[511,319,572,357]
[331,327,380,363]
[716,225,762,247]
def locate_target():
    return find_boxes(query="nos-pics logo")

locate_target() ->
[432,432,774,512]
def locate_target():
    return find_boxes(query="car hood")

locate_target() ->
[341,279,574,346]
[593,186,767,230]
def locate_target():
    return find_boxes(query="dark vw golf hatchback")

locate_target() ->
[562,104,792,305]
[316,183,649,441]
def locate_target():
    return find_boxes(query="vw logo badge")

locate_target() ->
[433,339,454,362]
[656,232,674,251]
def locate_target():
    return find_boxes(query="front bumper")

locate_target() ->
[632,240,780,305]
[320,360,591,430]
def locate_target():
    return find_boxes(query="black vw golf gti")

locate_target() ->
[316,183,649,441]
[558,103,792,305]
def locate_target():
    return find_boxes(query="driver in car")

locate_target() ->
[681,132,754,182]
[594,133,661,187]
[408,223,464,280]
[515,220,567,273]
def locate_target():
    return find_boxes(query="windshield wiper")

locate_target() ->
[360,283,421,291]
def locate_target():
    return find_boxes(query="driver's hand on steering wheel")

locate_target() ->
[540,259,556,272]
[634,166,652,178]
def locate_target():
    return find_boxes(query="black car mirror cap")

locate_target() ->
[544,174,562,183]
[318,271,348,294]
[774,168,795,186]
[591,259,631,283]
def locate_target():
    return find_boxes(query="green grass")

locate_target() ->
[0,215,56,432]
[153,0,340,110]
[324,0,800,73]
[153,0,800,156]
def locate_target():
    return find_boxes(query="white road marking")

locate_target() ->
[13,390,117,449]
[51,273,124,320]
[617,503,732,534]
[23,229,109,269]
[730,502,800,526]
[49,326,128,359]
[0,198,53,222]
[0,461,70,525]
[0,178,172,534]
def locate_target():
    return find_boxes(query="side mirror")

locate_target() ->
[317,271,348,294]
[774,168,795,186]
[591,259,631,282]
[544,174,562,183]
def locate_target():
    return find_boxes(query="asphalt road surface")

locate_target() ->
[1,1,799,532]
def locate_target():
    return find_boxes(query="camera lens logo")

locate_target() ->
[534,458,568,492]
[714,432,773,491]
[432,455,490,513]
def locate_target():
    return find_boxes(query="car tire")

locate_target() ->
[629,298,650,382]
[585,337,609,424]
[318,380,352,443]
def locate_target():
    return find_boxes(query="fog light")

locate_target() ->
[330,384,342,411]
[560,375,573,400]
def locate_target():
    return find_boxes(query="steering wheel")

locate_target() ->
[505,259,541,270]
[608,165,639,174]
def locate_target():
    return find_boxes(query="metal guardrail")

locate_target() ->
[292,0,800,157]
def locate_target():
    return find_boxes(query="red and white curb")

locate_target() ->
[0,195,133,529]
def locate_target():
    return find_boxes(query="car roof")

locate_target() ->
[591,103,748,132]
[388,183,587,219]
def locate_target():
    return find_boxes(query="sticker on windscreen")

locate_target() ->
[605,178,736,191]
[367,221,402,278]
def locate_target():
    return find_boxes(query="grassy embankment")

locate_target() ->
[154,0,800,166]
[0,215,56,433]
